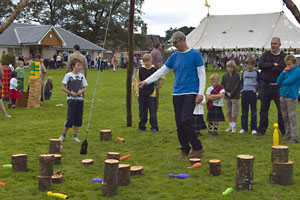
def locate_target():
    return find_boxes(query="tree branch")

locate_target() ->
[283,0,300,24]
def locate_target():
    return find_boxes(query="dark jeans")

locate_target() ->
[44,90,52,100]
[241,91,257,131]
[173,94,203,153]
[258,82,285,135]
[65,100,84,128]
[138,96,158,130]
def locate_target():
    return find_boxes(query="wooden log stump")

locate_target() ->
[49,139,60,154]
[11,154,28,172]
[270,161,293,185]
[102,159,119,197]
[82,159,93,166]
[39,154,54,176]
[52,174,63,184]
[209,159,221,176]
[107,152,120,160]
[100,130,112,141]
[118,164,131,186]
[189,158,201,165]
[53,154,61,165]
[271,145,289,163]
[38,176,52,191]
[130,166,143,175]
[235,155,254,191]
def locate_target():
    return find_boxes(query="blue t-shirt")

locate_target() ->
[165,48,204,95]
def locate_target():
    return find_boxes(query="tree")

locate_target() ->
[0,0,15,22]
[164,26,195,41]
[283,0,300,24]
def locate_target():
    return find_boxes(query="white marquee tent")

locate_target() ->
[186,12,300,50]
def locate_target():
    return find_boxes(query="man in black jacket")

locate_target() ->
[256,37,286,136]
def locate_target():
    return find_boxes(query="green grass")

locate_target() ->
[0,66,300,200]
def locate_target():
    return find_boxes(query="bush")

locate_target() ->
[1,53,16,66]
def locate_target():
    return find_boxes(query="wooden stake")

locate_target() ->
[102,159,119,197]
[11,154,28,172]
[52,174,63,184]
[107,152,120,160]
[38,176,52,191]
[53,154,61,165]
[271,145,289,163]
[82,159,93,166]
[130,166,143,175]
[39,154,54,176]
[189,158,201,165]
[100,130,112,141]
[118,164,131,186]
[235,155,254,190]
[270,161,293,185]
[209,159,221,176]
[49,139,60,154]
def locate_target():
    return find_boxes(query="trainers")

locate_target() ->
[225,127,232,132]
[188,149,204,158]
[255,132,265,136]
[213,131,219,136]
[239,129,245,134]
[251,130,257,135]
[73,137,81,142]
[231,127,236,133]
[288,139,299,144]
[137,127,145,131]
[178,153,188,159]
[151,129,158,133]
[208,131,213,135]
[284,135,291,140]
[59,134,65,142]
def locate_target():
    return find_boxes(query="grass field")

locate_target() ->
[0,66,300,200]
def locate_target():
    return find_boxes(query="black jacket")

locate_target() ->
[221,71,241,99]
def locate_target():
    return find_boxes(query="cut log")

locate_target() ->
[130,166,143,175]
[49,139,60,154]
[39,154,54,176]
[235,155,254,190]
[271,145,289,163]
[82,159,93,166]
[118,164,131,186]
[107,152,120,160]
[100,130,112,141]
[11,154,28,172]
[209,159,221,176]
[189,158,201,165]
[52,174,63,184]
[102,159,119,197]
[270,161,293,185]
[53,154,61,165]
[38,176,52,191]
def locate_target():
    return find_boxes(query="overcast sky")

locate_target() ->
[141,0,300,37]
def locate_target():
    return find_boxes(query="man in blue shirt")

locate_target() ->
[138,31,206,159]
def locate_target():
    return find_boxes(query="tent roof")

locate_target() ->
[186,12,300,49]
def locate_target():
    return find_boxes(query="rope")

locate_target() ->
[85,0,114,138]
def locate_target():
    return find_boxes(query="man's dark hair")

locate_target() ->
[154,43,161,49]
[74,44,80,51]
[70,58,82,70]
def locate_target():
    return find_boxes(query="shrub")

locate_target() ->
[1,53,16,66]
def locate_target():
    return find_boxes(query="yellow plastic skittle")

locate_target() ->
[47,191,68,199]
[273,123,279,146]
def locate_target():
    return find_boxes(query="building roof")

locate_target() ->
[186,12,300,49]
[0,23,104,51]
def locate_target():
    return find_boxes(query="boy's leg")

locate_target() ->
[213,122,219,135]
[241,92,249,131]
[286,98,298,142]
[225,99,233,131]
[60,100,76,141]
[249,92,257,131]
[11,99,16,108]
[138,96,147,130]
[148,97,158,131]
[231,99,239,132]
[280,97,290,139]
[208,121,213,134]
[73,101,84,142]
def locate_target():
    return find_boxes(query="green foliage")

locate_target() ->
[164,26,195,41]
[1,53,16,66]
[0,0,15,21]
[1,67,300,199]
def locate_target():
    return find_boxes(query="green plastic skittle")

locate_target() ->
[222,188,233,195]
[3,164,12,168]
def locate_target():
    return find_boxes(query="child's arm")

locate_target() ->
[211,92,224,100]
[62,84,76,96]
[76,87,86,96]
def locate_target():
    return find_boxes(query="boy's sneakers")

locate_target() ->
[151,129,158,133]
[251,130,257,135]
[225,127,232,132]
[231,127,236,133]
[239,129,245,134]
[59,134,65,142]
[73,137,81,142]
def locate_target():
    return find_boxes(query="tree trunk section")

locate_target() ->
[53,154,61,165]
[271,145,289,163]
[270,161,293,185]
[11,154,28,172]
[49,139,60,154]
[117,164,131,186]
[209,159,221,176]
[82,159,93,166]
[52,174,63,184]
[100,130,112,141]
[189,158,201,165]
[102,159,119,197]
[38,176,52,192]
[39,154,54,176]
[283,0,300,24]
[107,152,120,160]
[235,155,254,190]
[130,166,143,175]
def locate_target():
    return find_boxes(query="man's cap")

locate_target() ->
[168,31,186,43]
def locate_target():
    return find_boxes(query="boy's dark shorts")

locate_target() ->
[64,99,84,128]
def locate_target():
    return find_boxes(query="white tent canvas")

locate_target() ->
[186,12,300,49]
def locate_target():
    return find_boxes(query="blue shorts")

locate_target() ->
[64,100,84,128]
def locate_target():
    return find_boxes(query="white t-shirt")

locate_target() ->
[62,72,88,101]
[206,86,225,107]
[10,78,18,90]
